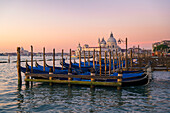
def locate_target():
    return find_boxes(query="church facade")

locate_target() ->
[76,32,121,56]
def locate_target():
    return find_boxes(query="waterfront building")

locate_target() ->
[76,32,121,56]
[152,40,170,52]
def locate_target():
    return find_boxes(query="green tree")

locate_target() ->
[153,44,169,52]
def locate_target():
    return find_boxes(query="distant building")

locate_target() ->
[152,40,170,52]
[20,47,29,56]
[76,32,121,56]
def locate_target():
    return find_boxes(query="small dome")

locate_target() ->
[101,37,106,44]
[107,32,116,43]
[77,43,81,48]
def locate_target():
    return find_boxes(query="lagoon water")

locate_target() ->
[0,56,170,112]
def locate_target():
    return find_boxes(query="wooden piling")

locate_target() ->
[96,51,98,65]
[130,49,133,68]
[112,51,115,73]
[118,53,121,69]
[116,49,118,68]
[69,49,72,68]
[99,46,102,76]
[84,50,86,67]
[31,45,33,73]
[43,47,45,71]
[88,51,90,66]
[121,53,124,69]
[91,68,95,82]
[8,55,10,63]
[62,49,63,70]
[125,38,128,71]
[105,51,107,76]
[17,47,22,85]
[79,50,81,69]
[93,49,95,69]
[53,48,55,72]
[117,69,122,85]
[109,51,111,75]
[138,45,141,69]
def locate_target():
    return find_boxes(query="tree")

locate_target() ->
[153,44,169,52]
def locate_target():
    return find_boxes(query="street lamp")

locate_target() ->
[118,38,128,71]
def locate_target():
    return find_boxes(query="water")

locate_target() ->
[0,56,170,112]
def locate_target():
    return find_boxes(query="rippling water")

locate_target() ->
[0,56,170,112]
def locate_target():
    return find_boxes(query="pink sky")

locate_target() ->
[0,0,170,52]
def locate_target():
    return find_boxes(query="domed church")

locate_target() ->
[76,32,121,56]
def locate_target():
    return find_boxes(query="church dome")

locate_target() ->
[101,37,106,44]
[107,32,116,43]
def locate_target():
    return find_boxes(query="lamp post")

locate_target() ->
[118,37,128,71]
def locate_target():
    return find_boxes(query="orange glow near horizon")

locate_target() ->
[0,0,170,53]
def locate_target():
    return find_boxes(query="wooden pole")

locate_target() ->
[43,47,45,71]
[69,49,72,68]
[79,50,81,69]
[17,47,22,85]
[99,46,102,76]
[93,49,95,69]
[130,49,133,68]
[119,53,121,69]
[84,50,86,67]
[105,51,107,76]
[53,48,55,72]
[112,51,115,73]
[138,45,141,69]
[8,54,10,63]
[116,49,118,68]
[31,45,33,73]
[62,49,63,70]
[88,51,90,66]
[125,38,128,71]
[121,52,124,69]
[96,51,98,65]
[109,51,111,75]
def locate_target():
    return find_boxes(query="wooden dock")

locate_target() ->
[25,73,121,86]
[16,45,169,87]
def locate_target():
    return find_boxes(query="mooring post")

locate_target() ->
[109,51,111,75]
[125,38,128,71]
[121,53,124,69]
[17,47,22,85]
[117,69,123,83]
[68,68,72,83]
[84,50,86,67]
[79,50,81,69]
[130,49,133,68]
[90,68,95,88]
[112,51,115,73]
[62,49,63,70]
[99,46,102,76]
[49,68,53,86]
[138,45,141,69]
[96,51,98,65]
[93,49,95,69]
[31,45,33,73]
[116,49,118,68]
[91,68,95,82]
[69,49,72,68]
[105,51,107,76]
[88,50,90,66]
[25,62,30,87]
[119,53,121,69]
[53,48,55,72]
[8,54,10,63]
[43,47,46,71]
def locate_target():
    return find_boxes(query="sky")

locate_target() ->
[0,0,170,52]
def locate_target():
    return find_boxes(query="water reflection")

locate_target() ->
[15,83,152,112]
